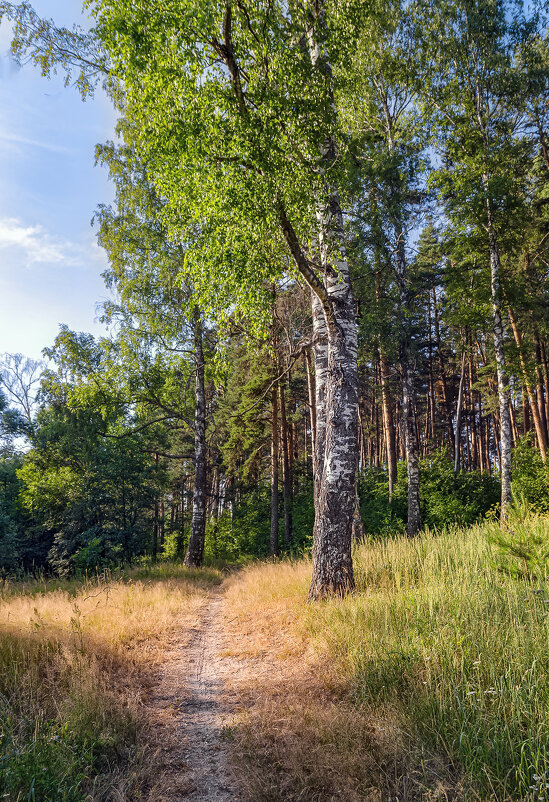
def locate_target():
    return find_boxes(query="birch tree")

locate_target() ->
[86,0,368,598]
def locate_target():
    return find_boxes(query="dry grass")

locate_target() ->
[0,563,223,802]
[222,520,549,801]
[222,562,432,802]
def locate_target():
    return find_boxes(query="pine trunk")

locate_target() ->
[279,380,293,549]
[454,349,467,472]
[508,307,547,460]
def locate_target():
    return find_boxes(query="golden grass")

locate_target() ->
[2,577,209,659]
[0,563,222,802]
[222,561,426,802]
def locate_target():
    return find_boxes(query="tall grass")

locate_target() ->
[0,563,222,801]
[225,515,549,800]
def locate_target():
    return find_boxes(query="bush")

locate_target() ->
[486,499,549,579]
[358,452,501,535]
[512,435,549,514]
[204,481,315,560]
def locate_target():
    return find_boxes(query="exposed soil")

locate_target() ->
[143,590,243,802]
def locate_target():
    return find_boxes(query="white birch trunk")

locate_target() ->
[483,181,512,516]
[184,313,207,567]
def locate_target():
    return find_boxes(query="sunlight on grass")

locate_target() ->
[0,562,222,802]
[225,517,549,800]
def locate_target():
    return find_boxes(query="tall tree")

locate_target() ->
[87,0,368,597]
[419,0,538,517]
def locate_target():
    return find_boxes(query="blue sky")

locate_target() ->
[0,1,116,361]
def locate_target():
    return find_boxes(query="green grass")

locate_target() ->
[305,515,549,799]
[224,512,549,800]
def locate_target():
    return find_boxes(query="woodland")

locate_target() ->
[0,0,549,800]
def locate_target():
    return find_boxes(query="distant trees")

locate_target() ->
[0,353,43,433]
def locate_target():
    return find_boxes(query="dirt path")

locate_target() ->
[144,590,243,802]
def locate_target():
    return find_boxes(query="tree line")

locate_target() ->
[0,0,548,597]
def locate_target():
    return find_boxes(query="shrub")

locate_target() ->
[486,499,549,579]
[358,452,500,535]
[512,435,549,514]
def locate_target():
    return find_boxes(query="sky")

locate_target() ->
[0,1,117,362]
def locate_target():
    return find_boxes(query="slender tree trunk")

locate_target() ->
[427,292,436,445]
[152,451,159,560]
[483,187,512,516]
[352,482,365,541]
[185,314,207,567]
[508,307,547,460]
[304,344,317,476]
[509,397,518,447]
[478,395,486,473]
[394,243,421,535]
[534,335,549,445]
[541,341,549,432]
[211,467,220,521]
[383,102,420,535]
[279,379,293,549]
[468,354,479,469]
[454,349,467,472]
[358,403,366,470]
[270,381,279,558]
[433,288,455,456]
[373,214,397,497]
[378,346,397,500]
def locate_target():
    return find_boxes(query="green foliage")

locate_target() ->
[8,392,161,576]
[487,500,549,579]
[512,435,549,514]
[359,453,501,535]
[0,456,24,575]
[204,481,314,561]
[357,468,407,537]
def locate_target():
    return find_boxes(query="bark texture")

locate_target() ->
[484,194,512,517]
[270,382,279,558]
[185,315,207,567]
[262,3,357,598]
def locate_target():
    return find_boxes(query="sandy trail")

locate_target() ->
[144,591,243,801]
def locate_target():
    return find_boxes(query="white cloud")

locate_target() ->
[0,217,68,264]
[0,217,109,274]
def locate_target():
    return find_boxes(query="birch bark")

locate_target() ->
[484,188,512,516]
[184,314,207,567]
[304,1,358,598]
